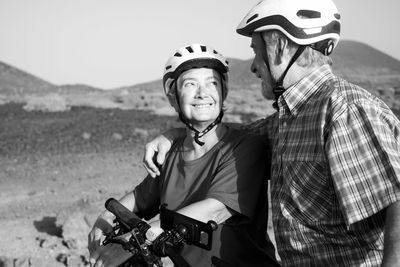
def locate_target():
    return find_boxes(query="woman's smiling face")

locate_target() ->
[176,68,223,127]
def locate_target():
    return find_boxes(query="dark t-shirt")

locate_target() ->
[134,127,279,266]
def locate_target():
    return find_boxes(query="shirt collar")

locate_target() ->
[280,64,334,115]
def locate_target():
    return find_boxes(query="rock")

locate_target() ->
[36,236,59,250]
[13,257,30,267]
[59,211,91,250]
[0,256,14,267]
[56,253,68,266]
[30,257,58,267]
[133,128,149,141]
[56,253,89,267]
[82,132,91,140]
[23,94,70,112]
[112,133,123,140]
[66,254,89,267]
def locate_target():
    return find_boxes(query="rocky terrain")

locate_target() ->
[0,103,185,266]
[1,40,400,266]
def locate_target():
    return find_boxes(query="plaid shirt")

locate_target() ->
[246,65,400,266]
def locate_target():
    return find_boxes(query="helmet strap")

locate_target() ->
[178,111,224,146]
[272,45,306,110]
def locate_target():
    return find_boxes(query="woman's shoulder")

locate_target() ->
[221,127,267,152]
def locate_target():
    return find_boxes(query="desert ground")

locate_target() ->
[0,103,276,267]
[1,40,400,266]
[0,103,178,266]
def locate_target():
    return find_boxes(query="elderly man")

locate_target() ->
[144,0,400,266]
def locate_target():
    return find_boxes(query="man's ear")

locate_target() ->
[275,37,287,65]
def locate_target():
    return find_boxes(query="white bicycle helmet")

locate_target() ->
[236,0,341,55]
[162,44,229,146]
[163,43,229,97]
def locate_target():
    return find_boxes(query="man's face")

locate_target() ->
[250,33,275,100]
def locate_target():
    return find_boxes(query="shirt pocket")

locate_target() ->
[282,160,337,223]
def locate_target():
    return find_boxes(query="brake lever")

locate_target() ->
[103,227,163,267]
[131,228,150,258]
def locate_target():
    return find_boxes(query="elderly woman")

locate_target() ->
[88,44,278,267]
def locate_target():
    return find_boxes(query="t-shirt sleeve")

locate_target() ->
[133,175,161,220]
[327,101,400,226]
[206,134,268,221]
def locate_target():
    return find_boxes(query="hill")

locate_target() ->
[0,61,55,100]
[1,41,400,266]
[113,40,400,117]
[332,41,400,108]
[333,40,400,73]
[1,40,400,119]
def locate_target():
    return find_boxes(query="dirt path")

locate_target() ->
[0,150,147,266]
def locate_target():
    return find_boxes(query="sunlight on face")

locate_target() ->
[250,33,275,100]
[177,68,223,126]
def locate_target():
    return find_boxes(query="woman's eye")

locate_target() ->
[183,82,196,88]
[208,81,219,87]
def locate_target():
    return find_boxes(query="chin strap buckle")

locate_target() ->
[272,85,285,111]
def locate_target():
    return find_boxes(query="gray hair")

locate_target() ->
[262,30,332,67]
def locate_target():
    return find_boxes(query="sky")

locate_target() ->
[0,0,399,89]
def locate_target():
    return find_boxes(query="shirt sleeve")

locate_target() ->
[242,113,278,135]
[327,100,400,226]
[133,175,161,220]
[205,133,268,221]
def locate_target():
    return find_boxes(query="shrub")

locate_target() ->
[23,94,70,112]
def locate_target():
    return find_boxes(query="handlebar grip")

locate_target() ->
[105,198,146,230]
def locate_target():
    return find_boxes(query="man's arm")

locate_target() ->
[382,201,400,266]
[142,116,277,177]
[143,128,185,177]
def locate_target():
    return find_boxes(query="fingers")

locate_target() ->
[88,230,102,265]
[156,143,168,167]
[143,133,174,177]
[143,162,159,178]
[89,247,102,267]
[90,245,110,267]
[88,229,100,254]
[143,143,160,177]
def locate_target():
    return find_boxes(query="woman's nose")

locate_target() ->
[195,84,207,98]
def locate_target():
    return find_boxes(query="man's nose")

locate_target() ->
[250,63,257,74]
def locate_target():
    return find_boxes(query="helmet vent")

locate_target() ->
[174,52,182,57]
[165,65,172,70]
[334,13,341,19]
[200,45,207,52]
[213,50,218,54]
[296,10,321,19]
[185,46,194,53]
[246,14,258,24]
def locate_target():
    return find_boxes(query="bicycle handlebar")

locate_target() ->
[105,198,150,233]
[104,198,190,267]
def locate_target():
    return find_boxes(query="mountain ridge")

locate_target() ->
[1,40,400,119]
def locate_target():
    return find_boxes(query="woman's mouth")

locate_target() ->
[192,103,213,108]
